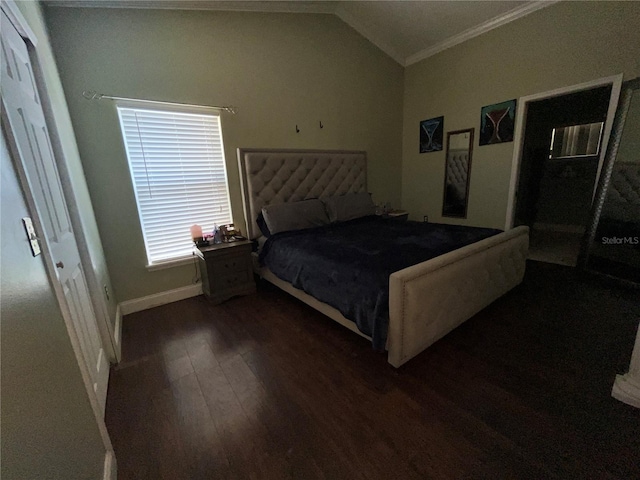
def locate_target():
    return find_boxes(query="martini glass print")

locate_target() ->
[480,99,516,146]
[419,116,444,153]
[486,107,510,143]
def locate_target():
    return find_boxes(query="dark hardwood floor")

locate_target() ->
[106,261,640,480]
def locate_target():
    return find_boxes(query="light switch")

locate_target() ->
[22,217,41,257]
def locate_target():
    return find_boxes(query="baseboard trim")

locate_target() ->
[112,304,122,362]
[103,450,117,480]
[119,283,203,315]
[612,373,640,409]
[114,304,122,346]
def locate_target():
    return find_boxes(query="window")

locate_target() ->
[549,122,604,159]
[117,102,232,266]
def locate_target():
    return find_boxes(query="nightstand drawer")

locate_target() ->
[212,269,251,291]
[211,253,249,273]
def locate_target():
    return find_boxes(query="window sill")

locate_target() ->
[146,254,197,272]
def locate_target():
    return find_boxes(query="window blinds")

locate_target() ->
[117,105,232,265]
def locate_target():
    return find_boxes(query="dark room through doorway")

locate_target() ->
[514,85,612,266]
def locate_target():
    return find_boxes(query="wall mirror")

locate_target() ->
[442,128,474,218]
[583,78,640,283]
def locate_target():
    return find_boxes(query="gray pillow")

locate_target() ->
[261,199,330,235]
[323,192,375,223]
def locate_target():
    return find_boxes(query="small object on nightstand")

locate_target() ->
[213,224,222,244]
[190,224,203,242]
[218,223,246,242]
[195,240,255,305]
[195,237,210,247]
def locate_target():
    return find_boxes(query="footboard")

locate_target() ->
[387,226,529,367]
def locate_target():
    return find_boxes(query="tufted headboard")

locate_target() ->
[237,148,368,239]
[602,163,640,223]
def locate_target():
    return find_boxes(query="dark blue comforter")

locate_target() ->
[259,216,501,349]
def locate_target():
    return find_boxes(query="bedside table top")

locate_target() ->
[377,210,409,220]
[195,239,253,255]
[383,210,408,217]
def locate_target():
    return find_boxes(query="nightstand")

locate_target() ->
[195,240,256,305]
[379,210,409,222]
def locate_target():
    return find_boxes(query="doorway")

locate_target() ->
[515,86,612,266]
[506,75,623,267]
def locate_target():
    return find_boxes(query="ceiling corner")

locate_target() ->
[333,5,406,67]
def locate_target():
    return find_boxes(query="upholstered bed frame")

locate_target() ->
[238,148,529,367]
[602,163,640,223]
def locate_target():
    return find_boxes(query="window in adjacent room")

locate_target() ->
[117,102,232,267]
[549,121,604,159]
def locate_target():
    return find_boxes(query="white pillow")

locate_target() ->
[261,199,330,235]
[322,192,376,223]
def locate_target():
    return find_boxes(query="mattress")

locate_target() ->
[259,216,501,349]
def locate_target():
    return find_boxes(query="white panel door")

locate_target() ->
[1,11,109,415]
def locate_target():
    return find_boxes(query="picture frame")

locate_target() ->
[420,116,444,153]
[479,99,516,146]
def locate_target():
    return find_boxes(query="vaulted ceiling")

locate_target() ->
[45,1,556,66]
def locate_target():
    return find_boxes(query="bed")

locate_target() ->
[238,148,529,367]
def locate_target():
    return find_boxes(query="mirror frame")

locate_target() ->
[581,77,640,275]
[442,128,474,219]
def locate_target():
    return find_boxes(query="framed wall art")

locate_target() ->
[479,99,516,146]
[420,116,444,153]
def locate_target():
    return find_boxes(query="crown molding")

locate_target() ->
[44,0,336,14]
[404,1,560,66]
[334,4,405,66]
[44,0,560,68]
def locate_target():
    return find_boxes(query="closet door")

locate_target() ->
[1,11,109,414]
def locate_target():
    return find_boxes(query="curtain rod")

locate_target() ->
[81,90,238,114]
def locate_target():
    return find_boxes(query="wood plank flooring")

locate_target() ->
[106,261,640,479]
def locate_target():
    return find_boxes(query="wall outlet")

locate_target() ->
[104,285,110,301]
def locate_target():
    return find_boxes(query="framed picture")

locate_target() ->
[479,99,516,146]
[420,116,444,153]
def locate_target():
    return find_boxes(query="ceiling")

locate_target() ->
[44,1,556,66]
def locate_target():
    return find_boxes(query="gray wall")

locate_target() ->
[45,6,405,302]
[1,130,105,479]
[402,1,640,229]
[43,2,640,304]
[617,92,640,165]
